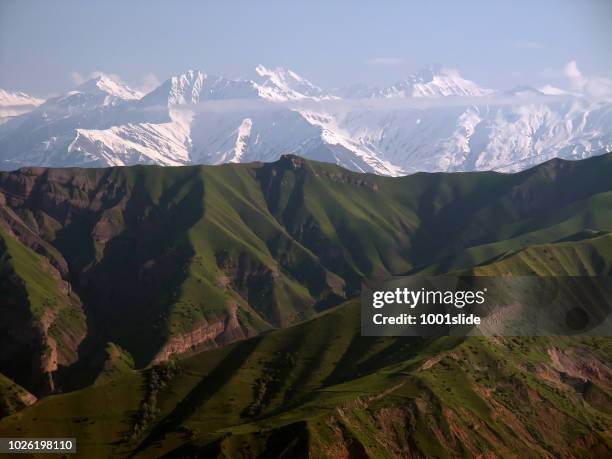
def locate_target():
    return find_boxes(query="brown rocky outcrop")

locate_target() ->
[152,303,247,364]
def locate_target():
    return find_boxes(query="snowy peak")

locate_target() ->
[412,63,446,83]
[382,65,495,98]
[142,65,332,106]
[0,89,44,124]
[41,75,142,110]
[140,69,206,106]
[0,89,44,107]
[1,63,610,177]
[77,75,142,100]
[142,69,262,106]
[253,64,331,101]
[144,65,335,105]
[166,69,206,104]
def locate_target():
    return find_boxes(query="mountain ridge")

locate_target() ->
[0,152,611,397]
[0,153,611,457]
[1,65,610,174]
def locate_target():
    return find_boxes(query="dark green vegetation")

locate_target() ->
[0,154,611,457]
[0,227,85,395]
[0,373,36,417]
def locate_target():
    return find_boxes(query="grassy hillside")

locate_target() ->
[1,305,609,458]
[0,153,611,395]
[0,373,36,418]
[0,221,611,457]
[0,228,86,394]
[470,231,612,276]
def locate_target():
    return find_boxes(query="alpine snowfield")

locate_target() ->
[1,65,610,174]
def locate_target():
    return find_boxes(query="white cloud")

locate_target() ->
[537,61,612,100]
[563,60,612,99]
[161,93,572,116]
[365,57,406,67]
[564,60,587,90]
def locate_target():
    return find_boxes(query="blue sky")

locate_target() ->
[1,0,611,96]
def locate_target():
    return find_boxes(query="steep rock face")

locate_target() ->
[0,282,48,394]
[0,167,210,367]
[0,229,86,396]
[215,251,283,325]
[152,303,247,363]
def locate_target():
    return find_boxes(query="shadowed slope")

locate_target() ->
[0,154,611,393]
[0,221,611,457]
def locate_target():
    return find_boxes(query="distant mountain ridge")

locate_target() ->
[1,65,611,174]
[0,89,43,125]
[351,64,496,98]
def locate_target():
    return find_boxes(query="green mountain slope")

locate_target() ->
[1,308,609,458]
[470,232,612,276]
[1,154,611,395]
[0,228,86,394]
[0,373,36,418]
[0,214,611,457]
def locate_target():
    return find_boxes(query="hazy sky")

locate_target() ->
[1,0,611,97]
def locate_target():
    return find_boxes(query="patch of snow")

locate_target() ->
[0,89,44,124]
[230,118,253,163]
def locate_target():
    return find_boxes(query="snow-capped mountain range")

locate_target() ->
[0,89,44,124]
[1,65,611,175]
